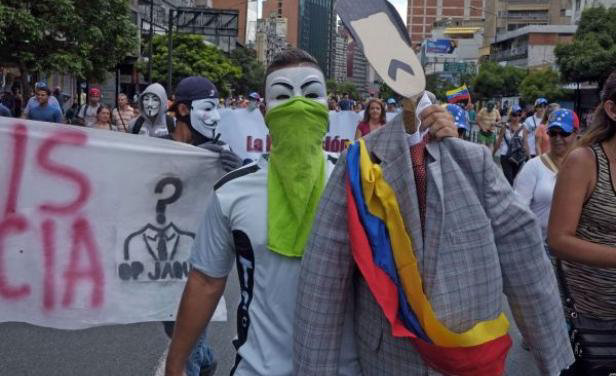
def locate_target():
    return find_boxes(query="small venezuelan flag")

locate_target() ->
[446,84,471,104]
[346,139,511,376]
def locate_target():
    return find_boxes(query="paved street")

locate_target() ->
[0,267,540,376]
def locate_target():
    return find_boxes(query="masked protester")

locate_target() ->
[171,76,242,173]
[128,83,175,138]
[164,48,458,376]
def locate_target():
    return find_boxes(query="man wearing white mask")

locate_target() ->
[129,83,175,138]
[172,76,243,173]
[165,49,457,376]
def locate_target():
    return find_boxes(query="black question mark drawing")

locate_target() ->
[155,177,183,224]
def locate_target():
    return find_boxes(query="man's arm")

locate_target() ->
[167,192,235,375]
[481,147,574,375]
[166,270,226,376]
[294,152,355,375]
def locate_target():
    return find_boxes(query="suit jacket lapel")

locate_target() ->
[423,141,445,293]
[370,114,425,260]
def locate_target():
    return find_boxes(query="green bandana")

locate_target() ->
[265,97,328,258]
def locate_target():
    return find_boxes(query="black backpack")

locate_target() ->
[131,115,176,139]
[505,127,526,165]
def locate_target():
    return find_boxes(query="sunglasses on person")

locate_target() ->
[548,128,573,138]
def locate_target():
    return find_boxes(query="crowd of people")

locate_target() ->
[1,48,616,375]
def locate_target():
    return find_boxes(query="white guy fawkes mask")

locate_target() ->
[190,98,221,139]
[265,66,327,112]
[142,93,161,118]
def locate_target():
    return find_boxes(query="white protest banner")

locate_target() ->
[217,108,268,163]
[324,110,361,153]
[217,109,362,160]
[0,118,227,329]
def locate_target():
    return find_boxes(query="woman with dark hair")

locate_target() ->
[93,104,118,131]
[548,70,616,372]
[354,98,386,139]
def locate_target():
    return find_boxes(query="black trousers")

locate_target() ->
[500,156,523,186]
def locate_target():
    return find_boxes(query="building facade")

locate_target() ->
[255,15,289,65]
[489,24,576,69]
[261,0,335,78]
[407,0,485,46]
[483,0,577,47]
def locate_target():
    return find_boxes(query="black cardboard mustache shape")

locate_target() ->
[335,0,425,98]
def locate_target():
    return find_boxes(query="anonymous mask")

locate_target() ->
[142,93,161,118]
[190,98,221,139]
[265,66,327,112]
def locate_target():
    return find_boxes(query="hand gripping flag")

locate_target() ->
[346,139,511,376]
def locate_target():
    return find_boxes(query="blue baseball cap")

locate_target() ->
[511,104,523,115]
[387,98,396,104]
[534,98,548,106]
[548,109,578,133]
[446,104,468,129]
[248,92,261,101]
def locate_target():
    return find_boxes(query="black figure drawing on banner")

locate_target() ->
[119,177,195,281]
[335,0,425,98]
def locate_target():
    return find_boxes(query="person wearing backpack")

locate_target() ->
[494,104,529,185]
[128,83,175,138]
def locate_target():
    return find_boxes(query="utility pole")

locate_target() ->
[148,0,154,84]
[167,9,174,93]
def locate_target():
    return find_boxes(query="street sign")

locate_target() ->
[444,62,476,75]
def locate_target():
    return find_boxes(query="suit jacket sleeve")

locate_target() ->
[481,147,574,374]
[294,151,355,375]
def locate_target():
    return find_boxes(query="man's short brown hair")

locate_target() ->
[265,48,321,77]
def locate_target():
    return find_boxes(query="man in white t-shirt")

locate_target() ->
[76,87,102,127]
[523,97,548,157]
[165,48,361,376]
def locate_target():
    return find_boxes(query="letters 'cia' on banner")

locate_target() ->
[0,118,226,329]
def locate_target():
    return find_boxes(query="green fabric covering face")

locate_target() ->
[265,97,328,258]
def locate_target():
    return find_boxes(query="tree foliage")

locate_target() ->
[425,74,449,102]
[519,68,566,104]
[472,62,525,100]
[228,47,265,97]
[326,80,359,99]
[0,0,138,82]
[145,34,241,97]
[555,6,616,88]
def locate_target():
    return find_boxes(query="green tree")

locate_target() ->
[472,62,525,100]
[145,34,241,97]
[555,6,616,88]
[0,0,138,83]
[228,47,265,96]
[333,81,360,100]
[326,79,338,96]
[425,74,449,102]
[519,68,566,103]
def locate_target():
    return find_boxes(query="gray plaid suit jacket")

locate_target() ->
[294,114,574,375]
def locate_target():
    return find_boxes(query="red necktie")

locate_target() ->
[410,137,427,231]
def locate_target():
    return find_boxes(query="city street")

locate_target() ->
[0,266,541,376]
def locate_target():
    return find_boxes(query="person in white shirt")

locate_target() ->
[524,97,548,157]
[514,108,579,241]
[165,48,457,376]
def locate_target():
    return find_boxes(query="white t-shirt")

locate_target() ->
[190,154,361,376]
[513,156,556,240]
[78,103,101,128]
[524,115,542,156]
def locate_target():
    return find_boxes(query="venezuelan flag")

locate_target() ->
[446,84,471,104]
[346,139,512,376]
